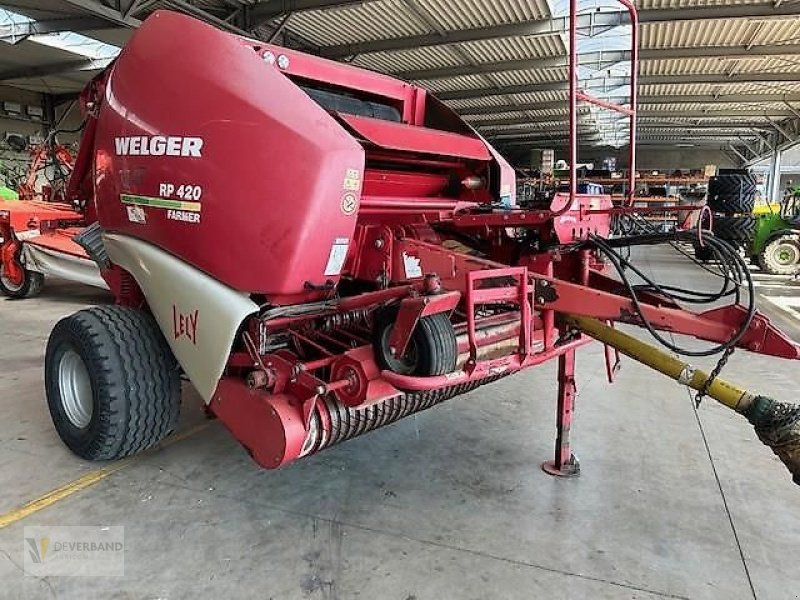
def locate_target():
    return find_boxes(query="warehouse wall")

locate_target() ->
[0,85,83,191]
[632,147,737,171]
[511,145,738,172]
[577,146,737,171]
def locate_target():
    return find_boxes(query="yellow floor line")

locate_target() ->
[0,421,211,529]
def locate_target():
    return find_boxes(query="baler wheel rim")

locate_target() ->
[58,348,94,429]
[373,307,457,377]
[378,323,420,375]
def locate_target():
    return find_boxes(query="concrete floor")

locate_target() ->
[1,246,799,600]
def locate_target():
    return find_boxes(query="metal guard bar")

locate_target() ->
[569,0,638,210]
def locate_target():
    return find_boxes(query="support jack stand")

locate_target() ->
[542,349,581,477]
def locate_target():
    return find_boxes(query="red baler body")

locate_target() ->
[85,11,513,303]
[60,11,798,473]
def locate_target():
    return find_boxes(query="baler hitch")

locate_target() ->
[566,314,800,485]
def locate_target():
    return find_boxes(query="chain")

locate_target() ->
[694,346,735,408]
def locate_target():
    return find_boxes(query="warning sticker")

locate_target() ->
[341,192,358,215]
[126,205,146,224]
[343,168,361,192]
[324,237,350,276]
[402,252,423,279]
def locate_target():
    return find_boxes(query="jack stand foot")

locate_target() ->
[542,455,580,477]
[544,349,580,478]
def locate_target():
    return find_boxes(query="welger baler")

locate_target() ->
[45,10,800,485]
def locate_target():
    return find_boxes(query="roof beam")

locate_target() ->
[454,94,800,116]
[438,72,800,101]
[395,45,800,82]
[0,17,110,43]
[438,77,631,100]
[319,12,628,58]
[251,0,363,23]
[397,51,629,81]
[60,0,142,28]
[472,109,796,127]
[474,119,770,134]
[0,59,112,82]
[317,5,800,58]
[639,3,800,22]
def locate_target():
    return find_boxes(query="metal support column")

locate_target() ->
[41,93,56,137]
[542,349,581,477]
[769,146,783,202]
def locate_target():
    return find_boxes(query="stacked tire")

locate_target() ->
[705,172,757,255]
[707,173,757,215]
[713,215,755,247]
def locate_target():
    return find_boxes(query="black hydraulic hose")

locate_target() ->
[585,232,756,357]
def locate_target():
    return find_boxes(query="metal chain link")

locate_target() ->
[694,346,735,408]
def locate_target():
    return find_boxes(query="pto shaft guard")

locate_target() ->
[565,314,800,485]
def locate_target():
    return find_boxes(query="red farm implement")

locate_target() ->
[0,135,106,297]
[41,9,800,486]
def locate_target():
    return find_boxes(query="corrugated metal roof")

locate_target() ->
[414,0,551,29]
[412,74,489,92]
[640,102,790,111]
[351,45,463,73]
[488,67,568,86]
[444,96,512,110]
[642,18,800,48]
[285,0,429,46]
[464,111,533,122]
[638,0,775,9]
[3,0,800,155]
[641,55,800,76]
[640,82,800,95]
[459,34,565,62]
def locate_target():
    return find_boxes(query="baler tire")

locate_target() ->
[373,307,457,377]
[0,265,44,298]
[757,235,800,276]
[45,306,181,461]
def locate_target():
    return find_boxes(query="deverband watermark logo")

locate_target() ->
[23,526,124,576]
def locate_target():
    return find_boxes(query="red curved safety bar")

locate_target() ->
[564,0,638,214]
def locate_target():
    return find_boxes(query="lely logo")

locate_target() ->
[172,305,199,345]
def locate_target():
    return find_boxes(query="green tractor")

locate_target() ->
[751,188,800,275]
[695,172,800,276]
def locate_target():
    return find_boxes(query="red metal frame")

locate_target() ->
[0,199,87,283]
[568,0,638,208]
[542,349,580,477]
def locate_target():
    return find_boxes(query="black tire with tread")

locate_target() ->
[373,307,457,376]
[707,174,757,214]
[45,305,181,460]
[757,234,800,275]
[0,265,44,298]
[712,215,755,247]
[694,244,714,262]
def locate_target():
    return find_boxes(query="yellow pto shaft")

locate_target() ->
[565,314,800,486]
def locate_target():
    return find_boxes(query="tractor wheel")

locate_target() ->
[757,235,800,275]
[694,244,714,262]
[373,307,457,376]
[707,174,757,214]
[712,215,755,247]
[45,306,181,460]
[0,264,44,298]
